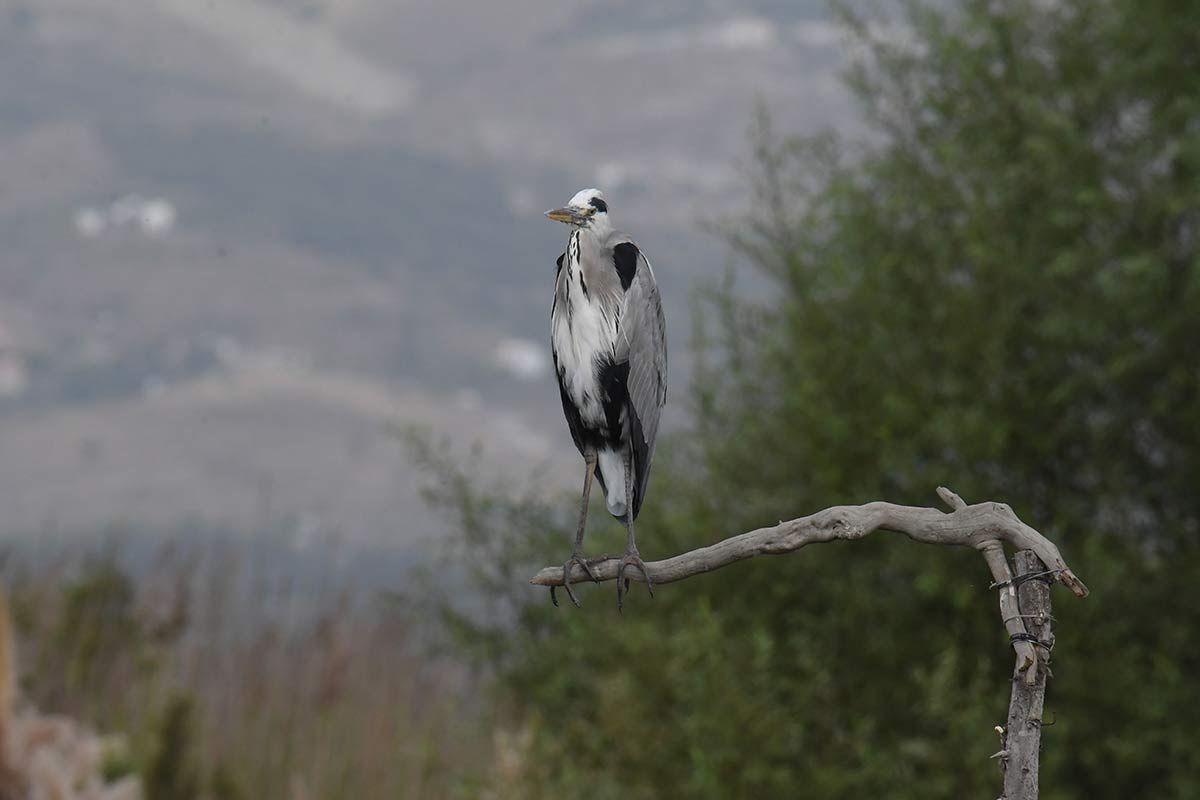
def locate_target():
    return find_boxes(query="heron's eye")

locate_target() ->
[589,197,607,213]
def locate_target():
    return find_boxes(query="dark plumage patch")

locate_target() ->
[557,381,587,454]
[627,405,650,520]
[597,358,630,445]
[552,253,564,318]
[613,242,639,291]
[590,197,608,213]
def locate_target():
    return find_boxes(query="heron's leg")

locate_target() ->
[551,450,600,608]
[616,454,654,611]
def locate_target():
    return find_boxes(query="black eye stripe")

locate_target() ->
[589,197,608,213]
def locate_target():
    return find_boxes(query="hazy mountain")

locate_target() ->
[0,0,855,546]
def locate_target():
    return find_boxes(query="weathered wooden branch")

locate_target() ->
[530,486,1088,678]
[999,550,1055,800]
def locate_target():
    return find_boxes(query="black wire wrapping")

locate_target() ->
[1009,631,1054,651]
[989,568,1063,590]
[1003,613,1056,625]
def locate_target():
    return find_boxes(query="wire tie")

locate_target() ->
[989,568,1063,590]
[1009,632,1054,651]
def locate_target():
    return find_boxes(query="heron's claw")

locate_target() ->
[616,551,654,611]
[552,553,602,608]
[550,584,574,608]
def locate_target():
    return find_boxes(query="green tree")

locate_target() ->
[435,1,1200,797]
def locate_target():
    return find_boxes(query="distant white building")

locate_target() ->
[139,198,176,235]
[494,338,547,381]
[74,207,106,237]
[73,195,177,238]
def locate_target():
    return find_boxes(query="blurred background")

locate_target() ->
[0,0,1196,798]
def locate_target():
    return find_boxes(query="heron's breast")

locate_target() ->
[552,290,619,429]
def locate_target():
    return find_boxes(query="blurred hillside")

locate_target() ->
[0,0,852,545]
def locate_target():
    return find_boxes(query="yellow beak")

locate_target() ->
[544,206,594,224]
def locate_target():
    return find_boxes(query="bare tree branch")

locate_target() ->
[1002,551,1054,800]
[530,487,1088,672]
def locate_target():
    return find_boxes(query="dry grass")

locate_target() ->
[2,536,489,799]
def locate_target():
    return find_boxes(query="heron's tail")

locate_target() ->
[595,448,629,519]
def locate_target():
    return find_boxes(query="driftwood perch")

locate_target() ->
[530,487,1088,678]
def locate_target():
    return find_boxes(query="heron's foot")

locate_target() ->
[550,552,601,608]
[616,550,655,611]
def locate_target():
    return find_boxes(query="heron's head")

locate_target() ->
[544,188,608,228]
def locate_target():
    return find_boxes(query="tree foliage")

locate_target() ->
[434,1,1200,797]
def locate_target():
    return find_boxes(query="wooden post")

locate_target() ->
[1001,550,1054,800]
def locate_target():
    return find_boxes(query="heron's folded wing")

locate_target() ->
[614,248,668,519]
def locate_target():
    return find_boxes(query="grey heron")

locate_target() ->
[544,188,668,610]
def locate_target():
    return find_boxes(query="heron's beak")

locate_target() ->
[544,206,594,224]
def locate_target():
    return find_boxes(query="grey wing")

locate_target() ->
[616,251,668,520]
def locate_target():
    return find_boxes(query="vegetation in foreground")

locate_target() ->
[4,539,486,800]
